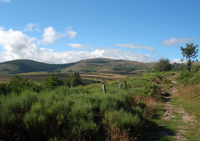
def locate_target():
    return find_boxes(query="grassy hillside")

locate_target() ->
[0,58,155,75]
[0,59,75,74]
[60,58,154,73]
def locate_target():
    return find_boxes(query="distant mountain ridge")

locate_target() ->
[0,58,155,74]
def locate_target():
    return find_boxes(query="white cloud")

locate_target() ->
[66,27,77,39]
[68,43,93,50]
[40,26,57,44]
[68,43,83,49]
[38,26,76,45]
[0,28,41,61]
[162,37,196,46]
[0,28,156,64]
[115,43,156,54]
[0,0,10,3]
[24,23,40,32]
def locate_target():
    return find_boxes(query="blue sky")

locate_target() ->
[0,0,199,64]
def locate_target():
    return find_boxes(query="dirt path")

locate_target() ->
[161,81,199,140]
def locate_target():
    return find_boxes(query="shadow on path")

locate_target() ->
[140,119,175,141]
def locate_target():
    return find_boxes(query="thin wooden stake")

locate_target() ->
[102,84,106,93]
[119,81,122,89]
[124,81,127,90]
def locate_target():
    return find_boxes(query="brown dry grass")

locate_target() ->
[126,95,161,119]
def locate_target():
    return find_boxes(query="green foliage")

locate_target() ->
[154,58,172,72]
[177,64,200,85]
[0,59,74,74]
[0,72,161,140]
[0,58,154,75]
[0,83,8,95]
[113,65,136,72]
[163,78,171,84]
[180,43,198,72]
[103,109,140,129]
[171,62,186,71]
[0,91,38,135]
[0,87,143,140]
[70,72,82,87]
[7,75,36,94]
[42,73,64,89]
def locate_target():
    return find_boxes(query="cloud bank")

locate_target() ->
[68,43,83,49]
[0,27,156,64]
[24,23,40,32]
[162,37,196,46]
[37,26,68,45]
[115,43,156,54]
[66,27,77,39]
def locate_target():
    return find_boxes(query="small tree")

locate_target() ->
[154,58,172,72]
[180,43,198,72]
[42,73,64,89]
[70,72,82,87]
[7,75,34,94]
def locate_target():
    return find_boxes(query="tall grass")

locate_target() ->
[0,73,161,140]
[177,64,200,85]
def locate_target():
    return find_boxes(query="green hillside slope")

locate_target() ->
[0,59,75,74]
[0,58,155,75]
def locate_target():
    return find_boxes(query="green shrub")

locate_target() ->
[42,73,64,90]
[154,58,172,72]
[0,91,38,135]
[70,72,82,87]
[0,83,8,95]
[7,75,36,94]
[177,64,200,85]
[131,74,160,96]
[163,78,171,84]
[103,109,140,129]
[188,73,200,84]
[0,72,161,140]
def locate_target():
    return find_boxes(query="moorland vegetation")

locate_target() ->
[0,43,200,140]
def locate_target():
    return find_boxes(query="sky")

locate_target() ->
[0,0,199,64]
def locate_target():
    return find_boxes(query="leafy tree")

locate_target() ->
[65,79,71,88]
[42,73,64,89]
[70,72,82,87]
[7,75,34,94]
[154,58,172,72]
[0,83,8,95]
[181,43,198,72]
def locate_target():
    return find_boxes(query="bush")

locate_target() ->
[177,64,200,85]
[0,73,161,140]
[0,83,8,95]
[0,91,38,137]
[42,73,64,90]
[163,78,171,84]
[154,58,172,72]
[7,75,36,94]
[70,72,82,87]
[188,73,200,84]
[0,86,143,140]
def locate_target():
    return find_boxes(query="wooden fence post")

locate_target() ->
[124,81,127,90]
[119,81,122,89]
[102,84,106,93]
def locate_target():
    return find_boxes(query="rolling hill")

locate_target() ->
[0,58,155,75]
[0,59,75,74]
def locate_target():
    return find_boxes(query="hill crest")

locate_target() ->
[0,58,155,74]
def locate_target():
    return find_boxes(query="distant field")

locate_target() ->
[0,70,145,84]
